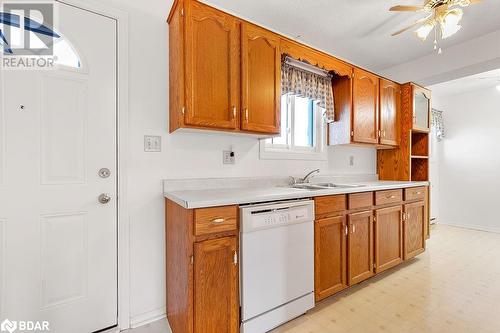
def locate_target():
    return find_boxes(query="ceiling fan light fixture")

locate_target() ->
[439,8,463,39]
[415,21,436,41]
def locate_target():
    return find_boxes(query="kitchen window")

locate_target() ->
[260,94,326,160]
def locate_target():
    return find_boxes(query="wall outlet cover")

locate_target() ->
[144,135,161,152]
[223,151,235,164]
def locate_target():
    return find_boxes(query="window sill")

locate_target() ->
[259,147,327,161]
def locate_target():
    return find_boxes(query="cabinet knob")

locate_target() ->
[211,218,225,224]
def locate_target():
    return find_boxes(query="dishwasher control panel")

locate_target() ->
[240,200,314,233]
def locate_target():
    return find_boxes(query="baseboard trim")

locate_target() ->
[130,307,167,329]
[439,222,500,234]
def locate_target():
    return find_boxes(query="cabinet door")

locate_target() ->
[413,86,431,131]
[379,79,400,146]
[194,237,238,333]
[347,210,374,285]
[404,201,426,260]
[375,206,403,273]
[185,2,239,130]
[352,68,379,144]
[315,216,347,301]
[241,23,281,134]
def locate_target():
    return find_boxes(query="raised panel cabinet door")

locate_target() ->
[347,210,375,285]
[241,23,281,134]
[314,216,347,301]
[379,79,400,146]
[413,86,431,131]
[352,68,379,144]
[194,237,239,333]
[375,206,403,273]
[185,1,239,130]
[404,201,426,260]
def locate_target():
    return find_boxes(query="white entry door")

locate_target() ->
[0,2,117,332]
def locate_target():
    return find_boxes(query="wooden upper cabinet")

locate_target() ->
[412,85,431,132]
[194,237,239,333]
[374,206,403,273]
[184,1,240,130]
[315,216,348,301]
[347,210,374,285]
[241,23,281,134]
[352,68,379,144]
[379,79,401,146]
[404,201,426,260]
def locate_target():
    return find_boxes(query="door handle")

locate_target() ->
[98,193,111,204]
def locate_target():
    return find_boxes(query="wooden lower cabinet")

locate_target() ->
[347,210,375,285]
[404,201,426,260]
[314,216,347,301]
[374,206,403,273]
[194,237,239,333]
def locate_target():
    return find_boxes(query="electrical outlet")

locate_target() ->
[144,135,161,152]
[223,150,235,164]
[349,156,355,166]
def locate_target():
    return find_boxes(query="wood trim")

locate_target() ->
[166,199,194,333]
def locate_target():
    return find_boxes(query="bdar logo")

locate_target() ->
[0,319,17,333]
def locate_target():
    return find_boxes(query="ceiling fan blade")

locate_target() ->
[391,14,433,36]
[389,5,423,12]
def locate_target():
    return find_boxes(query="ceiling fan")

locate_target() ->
[390,0,483,51]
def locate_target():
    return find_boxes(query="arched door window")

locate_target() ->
[1,12,82,69]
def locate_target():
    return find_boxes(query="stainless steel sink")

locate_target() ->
[291,183,366,190]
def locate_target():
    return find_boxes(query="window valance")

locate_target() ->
[281,57,335,123]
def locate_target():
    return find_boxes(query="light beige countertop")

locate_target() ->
[164,180,429,209]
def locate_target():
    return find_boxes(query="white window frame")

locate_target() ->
[260,95,327,161]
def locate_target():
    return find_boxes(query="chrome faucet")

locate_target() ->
[300,168,320,184]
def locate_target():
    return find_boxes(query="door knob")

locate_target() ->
[98,193,111,204]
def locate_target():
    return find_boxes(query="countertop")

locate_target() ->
[164,181,429,209]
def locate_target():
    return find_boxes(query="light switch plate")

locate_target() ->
[144,135,161,152]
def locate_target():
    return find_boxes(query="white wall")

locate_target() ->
[434,88,500,233]
[97,0,376,326]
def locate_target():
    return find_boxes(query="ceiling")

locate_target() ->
[203,0,500,71]
[429,68,500,97]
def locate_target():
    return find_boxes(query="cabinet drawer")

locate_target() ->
[194,206,238,236]
[375,189,402,206]
[315,195,346,217]
[405,187,426,201]
[348,192,373,210]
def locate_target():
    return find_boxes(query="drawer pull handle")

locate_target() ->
[387,195,396,199]
[415,192,422,195]
[211,218,225,224]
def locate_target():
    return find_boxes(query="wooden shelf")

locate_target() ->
[411,132,429,157]
[411,158,428,181]
[411,155,429,159]
[411,127,430,134]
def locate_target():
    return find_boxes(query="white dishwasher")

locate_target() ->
[240,199,315,333]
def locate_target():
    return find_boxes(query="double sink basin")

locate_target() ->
[291,183,366,191]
